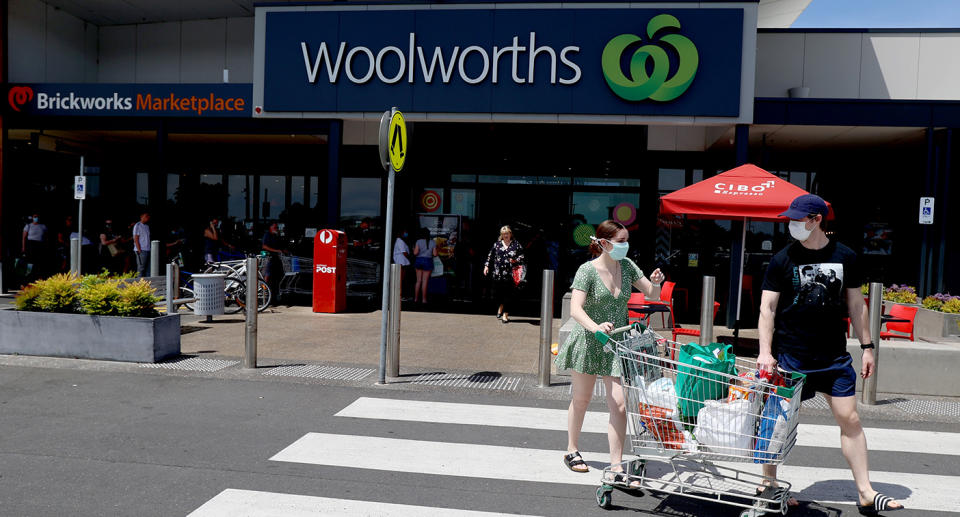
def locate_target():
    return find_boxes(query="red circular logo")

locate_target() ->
[420,190,440,212]
[8,86,34,112]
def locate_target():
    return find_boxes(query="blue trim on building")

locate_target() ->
[759,28,960,34]
[255,0,758,6]
[755,98,960,128]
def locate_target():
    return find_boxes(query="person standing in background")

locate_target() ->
[262,222,288,299]
[133,212,151,278]
[21,213,48,279]
[412,228,437,305]
[392,228,412,301]
[483,225,525,324]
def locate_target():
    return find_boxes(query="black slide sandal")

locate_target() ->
[858,493,904,515]
[563,451,588,472]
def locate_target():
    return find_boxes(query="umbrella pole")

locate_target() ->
[734,218,748,345]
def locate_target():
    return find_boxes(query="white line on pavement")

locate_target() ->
[336,397,958,456]
[271,432,960,513]
[187,489,542,517]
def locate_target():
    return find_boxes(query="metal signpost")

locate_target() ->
[73,157,86,275]
[377,107,406,384]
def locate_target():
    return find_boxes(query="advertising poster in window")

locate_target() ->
[418,213,461,277]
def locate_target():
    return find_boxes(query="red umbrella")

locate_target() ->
[659,164,833,325]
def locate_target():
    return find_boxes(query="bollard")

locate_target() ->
[70,238,80,275]
[699,276,716,346]
[537,270,555,387]
[166,263,176,315]
[386,263,402,377]
[150,240,160,277]
[862,282,883,405]
[243,257,258,368]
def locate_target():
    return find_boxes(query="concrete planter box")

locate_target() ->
[913,307,960,339]
[0,309,180,362]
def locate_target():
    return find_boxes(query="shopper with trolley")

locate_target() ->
[554,219,664,481]
[758,194,904,514]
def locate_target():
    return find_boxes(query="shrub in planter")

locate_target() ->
[943,299,960,314]
[13,283,42,311]
[884,284,918,304]
[34,273,80,313]
[115,280,160,318]
[78,279,123,316]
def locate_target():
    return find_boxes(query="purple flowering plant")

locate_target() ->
[883,284,918,304]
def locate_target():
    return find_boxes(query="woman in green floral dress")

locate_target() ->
[555,220,664,480]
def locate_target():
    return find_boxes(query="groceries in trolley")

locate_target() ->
[594,322,808,514]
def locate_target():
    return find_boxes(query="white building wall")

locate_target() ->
[8,0,98,83]
[756,31,960,101]
[7,0,254,84]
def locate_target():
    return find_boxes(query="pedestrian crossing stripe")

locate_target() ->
[336,397,960,457]
[187,489,540,517]
[270,432,960,513]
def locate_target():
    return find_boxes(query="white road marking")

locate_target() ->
[336,397,957,456]
[271,432,960,513]
[187,489,541,517]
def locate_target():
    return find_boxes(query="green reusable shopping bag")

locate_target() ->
[675,342,737,420]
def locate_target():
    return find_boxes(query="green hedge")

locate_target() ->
[14,272,159,318]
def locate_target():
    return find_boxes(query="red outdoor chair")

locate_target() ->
[642,281,675,329]
[673,301,721,343]
[627,292,647,325]
[880,304,918,341]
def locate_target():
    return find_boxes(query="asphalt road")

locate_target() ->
[1,364,957,516]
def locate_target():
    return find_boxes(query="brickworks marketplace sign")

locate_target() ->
[6,84,252,117]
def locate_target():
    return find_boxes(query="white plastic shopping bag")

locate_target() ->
[694,398,759,456]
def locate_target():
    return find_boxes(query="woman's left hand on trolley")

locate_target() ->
[649,268,665,284]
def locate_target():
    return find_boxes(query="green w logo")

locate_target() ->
[601,14,699,102]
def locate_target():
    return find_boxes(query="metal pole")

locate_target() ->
[243,257,258,368]
[377,107,398,384]
[77,156,84,275]
[386,263,402,377]
[166,263,176,315]
[150,240,160,277]
[70,238,80,275]
[699,276,716,346]
[537,269,555,387]
[862,282,883,405]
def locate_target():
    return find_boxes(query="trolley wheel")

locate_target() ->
[739,511,759,517]
[629,459,646,478]
[595,486,612,509]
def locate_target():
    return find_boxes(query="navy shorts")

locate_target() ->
[776,352,857,401]
[414,257,433,271]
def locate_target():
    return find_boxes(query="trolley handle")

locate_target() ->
[594,322,646,347]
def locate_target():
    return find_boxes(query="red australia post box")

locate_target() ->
[313,229,347,313]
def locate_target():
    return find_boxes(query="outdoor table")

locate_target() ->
[627,302,671,326]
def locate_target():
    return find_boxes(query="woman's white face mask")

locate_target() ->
[788,219,813,241]
[604,239,630,260]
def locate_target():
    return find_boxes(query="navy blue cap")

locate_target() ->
[779,194,829,219]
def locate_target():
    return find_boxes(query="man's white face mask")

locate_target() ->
[788,219,813,241]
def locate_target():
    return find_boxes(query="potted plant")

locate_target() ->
[914,293,960,339]
[0,272,180,362]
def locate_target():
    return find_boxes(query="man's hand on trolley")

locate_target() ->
[756,352,778,375]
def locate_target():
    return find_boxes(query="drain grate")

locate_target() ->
[893,399,960,418]
[411,372,523,391]
[140,357,238,372]
[263,364,374,381]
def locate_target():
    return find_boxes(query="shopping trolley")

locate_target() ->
[279,255,313,298]
[594,323,806,517]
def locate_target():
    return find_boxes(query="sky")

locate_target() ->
[793,0,960,28]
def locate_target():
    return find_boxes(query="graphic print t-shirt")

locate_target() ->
[761,240,861,362]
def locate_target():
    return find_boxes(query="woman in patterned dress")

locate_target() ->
[555,220,664,479]
[483,225,525,324]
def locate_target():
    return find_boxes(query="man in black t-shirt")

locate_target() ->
[757,194,903,514]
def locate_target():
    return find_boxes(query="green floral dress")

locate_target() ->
[555,258,644,377]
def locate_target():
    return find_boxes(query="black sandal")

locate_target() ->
[858,493,904,515]
[563,451,588,472]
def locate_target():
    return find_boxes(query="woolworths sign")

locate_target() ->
[257,6,749,119]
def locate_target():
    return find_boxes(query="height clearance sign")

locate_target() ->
[255,5,754,121]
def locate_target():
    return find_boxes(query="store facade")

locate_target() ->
[3,0,959,324]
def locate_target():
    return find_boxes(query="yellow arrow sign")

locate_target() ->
[388,111,407,172]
